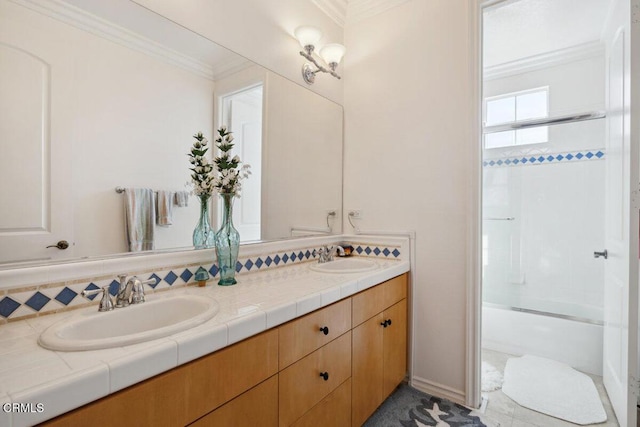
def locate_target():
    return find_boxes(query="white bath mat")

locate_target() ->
[502,355,606,425]
[481,361,503,392]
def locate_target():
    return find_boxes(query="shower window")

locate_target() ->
[484,87,549,149]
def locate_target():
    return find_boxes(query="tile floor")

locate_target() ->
[479,349,619,427]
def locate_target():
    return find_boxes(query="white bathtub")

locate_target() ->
[482,305,603,375]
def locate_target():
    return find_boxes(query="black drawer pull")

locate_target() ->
[387,319,392,326]
[319,372,329,381]
[380,320,387,328]
[319,326,329,335]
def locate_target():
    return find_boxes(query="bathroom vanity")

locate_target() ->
[40,273,408,427]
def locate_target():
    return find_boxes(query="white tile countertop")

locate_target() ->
[0,257,409,427]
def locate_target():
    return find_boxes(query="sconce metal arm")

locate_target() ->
[299,51,341,83]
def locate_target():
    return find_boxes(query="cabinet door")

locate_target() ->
[351,313,384,427]
[190,375,278,427]
[383,299,407,398]
[291,378,351,427]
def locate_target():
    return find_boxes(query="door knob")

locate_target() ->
[593,250,608,259]
[46,240,70,250]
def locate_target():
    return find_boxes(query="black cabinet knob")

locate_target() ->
[387,319,392,326]
[380,320,388,328]
[319,326,329,335]
[319,372,329,381]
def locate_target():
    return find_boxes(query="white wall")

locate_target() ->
[344,0,477,402]
[132,0,344,105]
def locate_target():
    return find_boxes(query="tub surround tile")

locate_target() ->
[9,364,109,427]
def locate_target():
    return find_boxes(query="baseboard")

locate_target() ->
[410,375,466,406]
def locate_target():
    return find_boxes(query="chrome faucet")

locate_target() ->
[317,245,345,263]
[116,274,155,308]
[81,286,114,312]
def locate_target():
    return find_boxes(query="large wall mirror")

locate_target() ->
[0,0,343,267]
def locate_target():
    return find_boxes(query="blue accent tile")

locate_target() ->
[298,251,304,260]
[255,258,264,268]
[290,252,297,261]
[496,160,503,166]
[483,161,488,167]
[529,157,536,163]
[513,158,520,164]
[209,265,219,277]
[505,159,512,165]
[596,151,604,158]
[83,283,100,300]
[565,153,574,160]
[25,292,50,311]
[245,259,254,271]
[265,256,273,266]
[382,248,391,257]
[556,154,564,161]
[235,261,243,273]
[180,269,193,283]
[392,249,401,258]
[274,254,281,265]
[164,271,178,285]
[546,156,554,162]
[305,250,311,259]
[108,280,119,296]
[489,160,495,166]
[55,287,77,306]
[0,297,20,318]
[282,253,289,263]
[521,158,528,163]
[355,246,363,254]
[373,247,381,255]
[364,246,372,255]
[576,152,584,159]
[537,156,545,163]
[148,274,161,289]
[586,152,594,159]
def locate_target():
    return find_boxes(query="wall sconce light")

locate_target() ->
[294,26,345,85]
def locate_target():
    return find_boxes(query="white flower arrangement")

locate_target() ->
[211,126,251,197]
[188,127,250,199]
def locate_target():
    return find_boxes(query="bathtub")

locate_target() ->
[482,305,603,375]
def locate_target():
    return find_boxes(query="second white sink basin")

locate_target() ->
[38,294,219,351]
[309,258,378,274]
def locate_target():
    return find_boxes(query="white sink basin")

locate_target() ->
[309,258,378,274]
[38,294,219,351]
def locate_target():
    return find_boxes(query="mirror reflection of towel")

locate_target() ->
[124,188,155,252]
[174,191,189,207]
[156,191,174,226]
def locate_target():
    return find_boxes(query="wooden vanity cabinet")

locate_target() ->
[351,275,408,427]
[41,273,408,427]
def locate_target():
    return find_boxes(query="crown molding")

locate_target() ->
[484,41,605,81]
[347,0,412,24]
[311,0,348,27]
[311,0,412,27]
[8,0,217,80]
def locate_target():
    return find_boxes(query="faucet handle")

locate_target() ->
[82,286,115,312]
[130,277,156,304]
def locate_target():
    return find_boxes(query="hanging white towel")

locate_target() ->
[174,191,189,207]
[124,188,155,252]
[156,190,174,226]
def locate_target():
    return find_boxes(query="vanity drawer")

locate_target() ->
[290,378,351,427]
[352,274,407,327]
[279,331,352,427]
[279,298,351,369]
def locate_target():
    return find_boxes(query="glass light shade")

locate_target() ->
[320,43,346,66]
[294,26,322,48]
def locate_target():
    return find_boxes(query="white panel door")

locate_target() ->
[602,1,638,425]
[221,88,263,242]
[0,4,74,264]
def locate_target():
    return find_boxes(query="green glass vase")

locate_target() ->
[215,193,240,286]
[192,195,215,249]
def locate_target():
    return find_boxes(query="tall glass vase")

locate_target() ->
[215,193,240,286]
[193,195,215,249]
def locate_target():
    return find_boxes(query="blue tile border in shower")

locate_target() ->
[483,149,605,168]
[0,242,402,321]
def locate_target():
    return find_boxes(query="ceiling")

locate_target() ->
[483,0,613,67]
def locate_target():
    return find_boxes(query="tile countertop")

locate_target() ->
[0,258,410,427]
